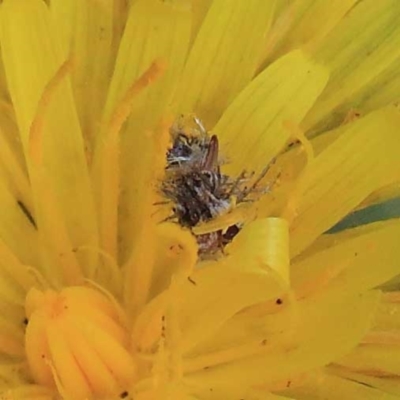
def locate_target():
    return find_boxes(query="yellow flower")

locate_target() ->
[0,0,399,399]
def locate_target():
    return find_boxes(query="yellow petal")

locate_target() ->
[101,0,191,131]
[149,223,198,299]
[111,0,130,61]
[0,181,38,266]
[182,219,293,366]
[176,218,291,354]
[95,0,191,260]
[309,119,400,213]
[263,0,357,64]
[191,0,212,44]
[184,290,379,397]
[27,62,87,285]
[0,0,98,269]
[0,128,32,215]
[358,184,400,210]
[0,300,24,334]
[122,120,170,315]
[290,0,358,51]
[304,0,400,134]
[0,102,32,213]
[227,218,290,286]
[290,107,400,258]
[373,294,400,332]
[92,62,165,260]
[0,316,24,357]
[176,262,285,354]
[337,345,400,376]
[285,370,400,400]
[0,237,36,304]
[360,59,400,116]
[292,220,400,299]
[214,50,329,177]
[0,385,55,400]
[51,0,113,149]
[176,0,276,126]
[328,365,400,396]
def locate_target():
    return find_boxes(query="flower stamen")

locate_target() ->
[96,60,166,259]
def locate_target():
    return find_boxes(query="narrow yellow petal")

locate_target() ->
[101,0,191,131]
[285,370,400,400]
[358,184,400,210]
[176,262,285,354]
[97,0,191,260]
[337,345,400,376]
[279,0,357,55]
[0,0,98,268]
[254,140,308,220]
[292,220,400,299]
[0,385,55,400]
[184,290,379,396]
[48,0,75,60]
[111,0,130,62]
[228,218,290,286]
[373,294,400,332]
[122,120,170,316]
[51,0,113,150]
[149,223,198,299]
[0,127,32,214]
[0,181,38,266]
[360,59,400,116]
[180,220,293,368]
[0,317,24,357]
[0,236,36,294]
[191,0,212,44]
[92,62,164,259]
[184,292,298,374]
[175,217,293,358]
[0,300,25,333]
[176,0,276,126]
[27,61,85,285]
[290,107,400,257]
[0,278,23,308]
[328,365,400,396]
[214,50,329,177]
[0,100,32,214]
[304,0,400,134]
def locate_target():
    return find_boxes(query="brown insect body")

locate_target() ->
[162,119,240,256]
[162,117,273,257]
[165,135,231,216]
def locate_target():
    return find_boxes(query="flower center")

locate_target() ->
[24,286,137,399]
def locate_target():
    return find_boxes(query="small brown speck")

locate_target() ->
[276,298,283,305]
[17,200,37,228]
[188,276,197,285]
[120,391,129,399]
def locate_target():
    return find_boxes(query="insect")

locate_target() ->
[166,116,213,172]
[162,118,240,255]
[162,116,274,257]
